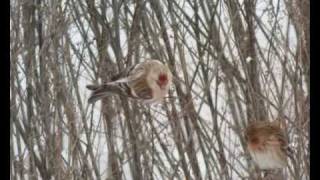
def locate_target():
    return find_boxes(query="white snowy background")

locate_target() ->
[10,0,309,179]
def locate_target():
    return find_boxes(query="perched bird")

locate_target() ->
[244,120,289,170]
[87,59,172,104]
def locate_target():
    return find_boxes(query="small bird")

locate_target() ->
[244,120,289,170]
[87,59,172,104]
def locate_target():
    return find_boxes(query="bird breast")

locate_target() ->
[249,147,287,170]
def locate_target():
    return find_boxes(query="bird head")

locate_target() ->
[245,121,286,150]
[145,60,172,91]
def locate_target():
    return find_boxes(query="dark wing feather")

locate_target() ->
[135,87,153,99]
[86,84,129,103]
[128,73,153,100]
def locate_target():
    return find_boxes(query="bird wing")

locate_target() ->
[135,87,153,99]
[109,62,147,84]
[86,84,128,103]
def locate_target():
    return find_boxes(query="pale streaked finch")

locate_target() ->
[87,59,173,104]
[245,120,289,170]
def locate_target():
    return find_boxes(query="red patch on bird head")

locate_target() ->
[250,137,260,145]
[158,74,168,82]
[157,74,168,88]
[248,136,263,151]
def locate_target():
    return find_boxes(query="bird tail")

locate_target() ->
[86,84,124,103]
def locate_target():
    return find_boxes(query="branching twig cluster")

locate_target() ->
[10,0,309,179]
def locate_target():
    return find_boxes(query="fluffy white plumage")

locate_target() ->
[249,145,287,169]
[87,59,172,104]
[245,121,288,170]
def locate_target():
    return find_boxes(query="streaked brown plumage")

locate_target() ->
[245,121,288,170]
[87,59,172,104]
